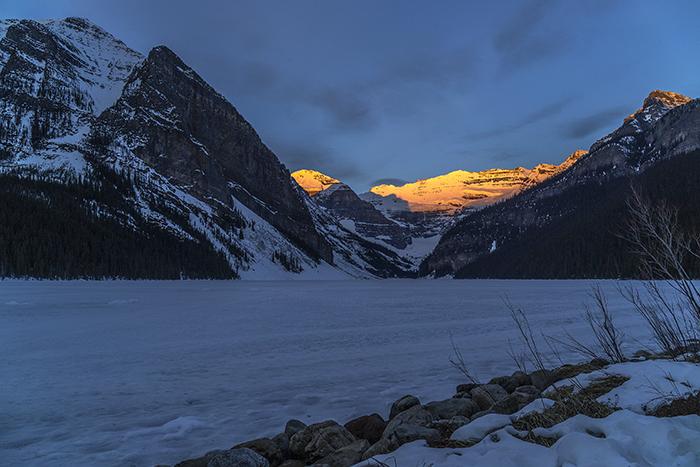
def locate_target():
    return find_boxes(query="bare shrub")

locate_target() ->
[621,187,700,359]
[548,286,626,364]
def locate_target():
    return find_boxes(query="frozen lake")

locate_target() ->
[1,280,653,466]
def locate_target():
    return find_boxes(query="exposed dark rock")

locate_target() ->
[207,448,269,467]
[343,413,386,444]
[288,420,356,463]
[285,420,307,438]
[311,439,369,467]
[234,438,284,467]
[424,398,479,419]
[470,384,508,411]
[389,395,420,419]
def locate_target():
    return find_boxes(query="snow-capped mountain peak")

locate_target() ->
[291,169,342,196]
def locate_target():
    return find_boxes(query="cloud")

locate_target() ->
[272,140,362,181]
[494,0,553,53]
[369,178,409,187]
[468,96,573,140]
[562,106,628,139]
[307,89,375,130]
[493,0,569,72]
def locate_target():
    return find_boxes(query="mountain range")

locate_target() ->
[1,18,699,279]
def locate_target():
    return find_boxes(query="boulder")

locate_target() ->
[488,375,512,389]
[175,450,222,467]
[279,461,304,467]
[529,369,554,391]
[504,371,532,393]
[344,414,386,444]
[470,384,508,411]
[285,419,307,438]
[272,433,290,457]
[424,398,479,419]
[456,383,479,393]
[311,439,369,467]
[429,416,470,434]
[289,420,356,462]
[512,385,540,405]
[491,394,520,414]
[389,395,420,419]
[234,438,284,466]
[384,405,433,435]
[362,425,440,460]
[361,405,439,459]
[207,448,269,467]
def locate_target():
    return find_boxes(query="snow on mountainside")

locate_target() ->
[366,151,586,215]
[0,17,411,279]
[292,169,342,196]
[422,90,700,278]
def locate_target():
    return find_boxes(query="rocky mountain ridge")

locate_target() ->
[0,18,412,279]
[421,90,700,278]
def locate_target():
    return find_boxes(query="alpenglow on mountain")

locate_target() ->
[0,17,411,279]
[1,17,699,280]
[421,89,700,278]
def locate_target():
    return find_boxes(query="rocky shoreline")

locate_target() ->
[170,357,622,467]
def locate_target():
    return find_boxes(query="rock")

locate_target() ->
[429,416,470,434]
[391,424,441,446]
[207,448,269,467]
[311,439,370,467]
[279,461,304,467]
[272,433,290,457]
[389,395,420,419]
[504,371,532,392]
[456,383,479,393]
[488,375,512,389]
[453,391,472,399]
[529,369,554,391]
[175,450,223,467]
[489,371,532,393]
[289,420,356,462]
[285,419,307,438]
[362,425,441,460]
[344,414,386,444]
[491,394,520,414]
[424,398,479,419]
[512,385,540,405]
[235,438,284,466]
[362,406,439,459]
[470,384,508,411]
[384,405,433,435]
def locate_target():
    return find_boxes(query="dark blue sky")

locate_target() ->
[7,0,700,191]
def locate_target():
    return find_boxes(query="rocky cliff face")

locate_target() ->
[92,45,332,262]
[365,153,586,215]
[421,90,700,277]
[0,18,414,279]
[292,169,411,249]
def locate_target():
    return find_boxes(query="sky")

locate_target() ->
[5,0,700,191]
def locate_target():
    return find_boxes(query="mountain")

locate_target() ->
[364,152,585,214]
[420,90,700,278]
[0,18,410,279]
[292,169,411,249]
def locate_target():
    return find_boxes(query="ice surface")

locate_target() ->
[1,280,656,466]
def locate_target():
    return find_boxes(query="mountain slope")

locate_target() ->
[421,91,700,278]
[365,152,585,214]
[0,18,411,279]
[292,169,411,249]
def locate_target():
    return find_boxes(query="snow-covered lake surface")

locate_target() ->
[1,280,654,467]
